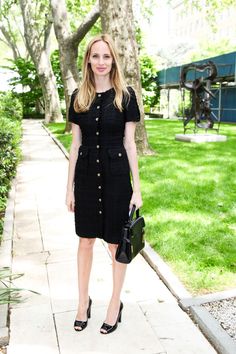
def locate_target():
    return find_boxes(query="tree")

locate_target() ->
[0,0,24,61]
[19,0,63,123]
[50,0,100,131]
[4,57,44,117]
[99,0,152,155]
[140,54,160,111]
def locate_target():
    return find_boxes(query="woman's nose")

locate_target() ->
[98,57,104,65]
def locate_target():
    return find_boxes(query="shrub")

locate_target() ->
[0,114,22,238]
[3,57,43,118]
[140,54,160,111]
[0,91,23,121]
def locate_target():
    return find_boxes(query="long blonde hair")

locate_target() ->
[74,34,130,113]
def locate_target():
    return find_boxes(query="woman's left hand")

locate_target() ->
[129,191,143,211]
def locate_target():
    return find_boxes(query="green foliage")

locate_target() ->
[190,39,236,62]
[66,0,100,33]
[0,267,24,304]
[139,0,156,21]
[134,24,143,52]
[0,267,40,304]
[51,50,64,100]
[187,0,235,11]
[0,116,22,198]
[0,111,22,237]
[0,91,22,121]
[3,57,44,117]
[0,0,18,17]
[140,54,160,111]
[183,0,235,28]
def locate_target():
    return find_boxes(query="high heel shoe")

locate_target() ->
[100,302,123,334]
[74,297,92,332]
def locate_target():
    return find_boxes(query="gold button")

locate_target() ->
[118,153,122,157]
[96,145,100,149]
[97,173,101,177]
[95,117,99,121]
[96,132,99,135]
[98,185,101,189]
[97,106,100,109]
[96,159,100,163]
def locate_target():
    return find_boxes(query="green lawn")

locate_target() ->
[45,120,236,295]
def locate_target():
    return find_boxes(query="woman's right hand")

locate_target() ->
[66,189,75,212]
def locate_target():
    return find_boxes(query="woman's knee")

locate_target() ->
[79,237,96,250]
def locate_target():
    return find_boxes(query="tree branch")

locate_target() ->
[0,36,10,48]
[43,14,53,54]
[12,12,27,50]
[70,2,100,47]
[0,24,21,60]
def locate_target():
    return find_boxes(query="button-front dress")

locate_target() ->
[68,86,140,244]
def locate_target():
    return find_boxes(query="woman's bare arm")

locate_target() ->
[123,121,143,210]
[66,123,82,212]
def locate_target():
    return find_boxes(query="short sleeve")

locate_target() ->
[124,86,140,122]
[68,89,79,125]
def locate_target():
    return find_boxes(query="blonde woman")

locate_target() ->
[66,34,142,334]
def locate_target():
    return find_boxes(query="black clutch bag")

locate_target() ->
[115,205,145,264]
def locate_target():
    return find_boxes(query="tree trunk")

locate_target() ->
[50,0,99,132]
[19,0,63,123]
[99,0,152,155]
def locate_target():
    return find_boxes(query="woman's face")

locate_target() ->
[89,40,113,77]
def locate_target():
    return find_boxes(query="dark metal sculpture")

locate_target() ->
[180,61,218,133]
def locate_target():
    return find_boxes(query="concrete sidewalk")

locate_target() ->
[7,119,216,354]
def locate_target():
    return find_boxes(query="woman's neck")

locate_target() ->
[94,75,112,92]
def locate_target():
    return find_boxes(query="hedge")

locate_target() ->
[0,92,22,238]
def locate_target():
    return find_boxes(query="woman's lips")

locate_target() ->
[97,67,106,72]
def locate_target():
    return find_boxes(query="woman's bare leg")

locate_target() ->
[75,237,96,330]
[100,243,127,332]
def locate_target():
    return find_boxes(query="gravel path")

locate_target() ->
[203,297,236,340]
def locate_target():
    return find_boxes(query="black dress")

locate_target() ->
[68,86,140,244]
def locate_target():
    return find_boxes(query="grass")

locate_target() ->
[45,120,236,295]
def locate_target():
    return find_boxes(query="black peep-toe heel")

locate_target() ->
[100,302,123,334]
[74,297,92,332]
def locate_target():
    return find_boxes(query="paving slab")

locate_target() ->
[7,304,59,354]
[140,301,216,354]
[55,303,165,354]
[6,120,217,354]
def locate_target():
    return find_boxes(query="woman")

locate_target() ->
[66,33,142,334]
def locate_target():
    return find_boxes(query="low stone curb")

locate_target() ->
[180,288,236,309]
[190,306,236,354]
[0,179,16,347]
[41,122,69,159]
[179,289,236,354]
[42,121,236,354]
[141,245,235,354]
